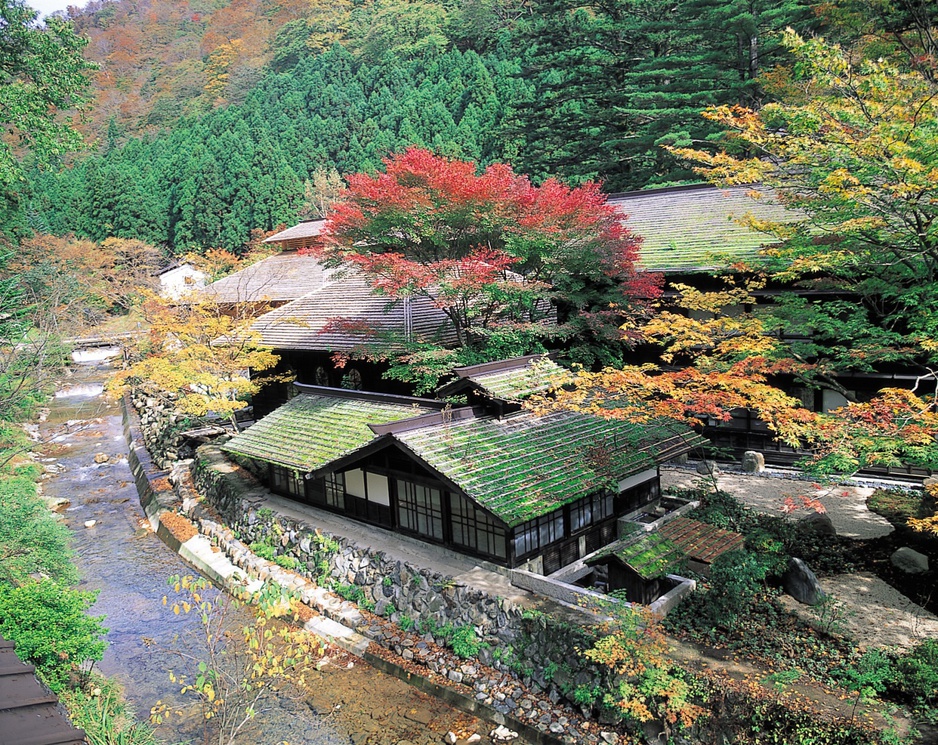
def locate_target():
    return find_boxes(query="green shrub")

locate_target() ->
[249,542,276,561]
[0,474,77,585]
[450,625,481,659]
[274,554,299,570]
[0,580,108,691]
[398,615,415,632]
[891,639,938,718]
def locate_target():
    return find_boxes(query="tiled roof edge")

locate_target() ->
[607,182,758,201]
[292,383,446,409]
[369,405,487,435]
[450,353,553,379]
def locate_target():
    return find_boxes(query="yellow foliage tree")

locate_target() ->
[150,575,323,745]
[108,291,281,431]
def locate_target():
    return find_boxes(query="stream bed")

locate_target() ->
[42,361,487,745]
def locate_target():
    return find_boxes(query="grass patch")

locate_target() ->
[867,488,935,526]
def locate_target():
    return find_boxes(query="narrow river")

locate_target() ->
[44,359,487,745]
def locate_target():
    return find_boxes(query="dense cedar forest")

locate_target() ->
[14,0,829,253]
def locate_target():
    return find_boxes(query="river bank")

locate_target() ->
[44,362,495,745]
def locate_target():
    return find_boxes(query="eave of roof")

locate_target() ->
[388,408,705,527]
[248,273,458,352]
[586,532,685,579]
[436,354,572,402]
[205,252,333,304]
[659,516,745,564]
[264,219,326,244]
[221,389,442,472]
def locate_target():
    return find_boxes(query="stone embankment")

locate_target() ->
[122,396,632,745]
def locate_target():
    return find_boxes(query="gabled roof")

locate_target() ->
[0,637,85,745]
[658,516,745,564]
[248,271,457,352]
[436,355,572,402]
[587,516,745,579]
[384,408,705,527]
[205,252,333,304]
[221,387,443,472]
[264,219,327,250]
[587,531,686,579]
[609,184,797,273]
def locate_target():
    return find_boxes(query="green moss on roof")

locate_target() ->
[221,393,437,472]
[591,533,686,579]
[469,358,572,401]
[611,185,799,272]
[394,410,703,527]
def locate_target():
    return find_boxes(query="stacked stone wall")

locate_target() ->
[129,391,193,469]
[192,445,613,719]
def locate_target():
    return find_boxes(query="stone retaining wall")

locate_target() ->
[193,445,629,721]
[127,390,193,470]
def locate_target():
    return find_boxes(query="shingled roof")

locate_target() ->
[221,387,443,472]
[609,184,797,273]
[205,252,333,304]
[263,219,327,250]
[658,516,745,564]
[248,271,457,352]
[380,408,705,527]
[0,637,85,745]
[436,355,572,402]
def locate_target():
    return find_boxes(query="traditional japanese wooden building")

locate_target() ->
[586,516,744,602]
[222,358,705,574]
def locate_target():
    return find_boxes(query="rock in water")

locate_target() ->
[891,547,929,574]
[84,520,97,528]
[93,453,109,464]
[783,557,826,605]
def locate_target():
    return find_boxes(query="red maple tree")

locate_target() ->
[312,148,658,380]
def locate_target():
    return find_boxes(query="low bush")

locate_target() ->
[450,625,481,658]
[0,579,108,691]
[891,639,938,721]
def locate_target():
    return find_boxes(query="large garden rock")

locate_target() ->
[696,460,718,476]
[741,451,765,473]
[783,557,826,605]
[890,547,929,574]
[798,511,836,536]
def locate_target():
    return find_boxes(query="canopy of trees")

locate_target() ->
[319,148,656,387]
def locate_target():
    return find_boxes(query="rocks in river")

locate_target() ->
[84,520,97,528]
[93,452,110,464]
[783,557,826,605]
[890,547,929,574]
[490,725,519,742]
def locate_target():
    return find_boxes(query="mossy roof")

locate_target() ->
[392,409,704,528]
[438,355,572,402]
[609,184,799,273]
[221,392,439,472]
[588,532,686,580]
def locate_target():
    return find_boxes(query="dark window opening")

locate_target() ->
[396,479,444,541]
[450,493,506,559]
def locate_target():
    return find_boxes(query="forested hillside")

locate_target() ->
[16,0,830,253]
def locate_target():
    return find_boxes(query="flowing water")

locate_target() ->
[43,362,487,745]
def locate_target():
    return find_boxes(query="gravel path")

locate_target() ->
[661,466,938,651]
[661,466,894,539]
